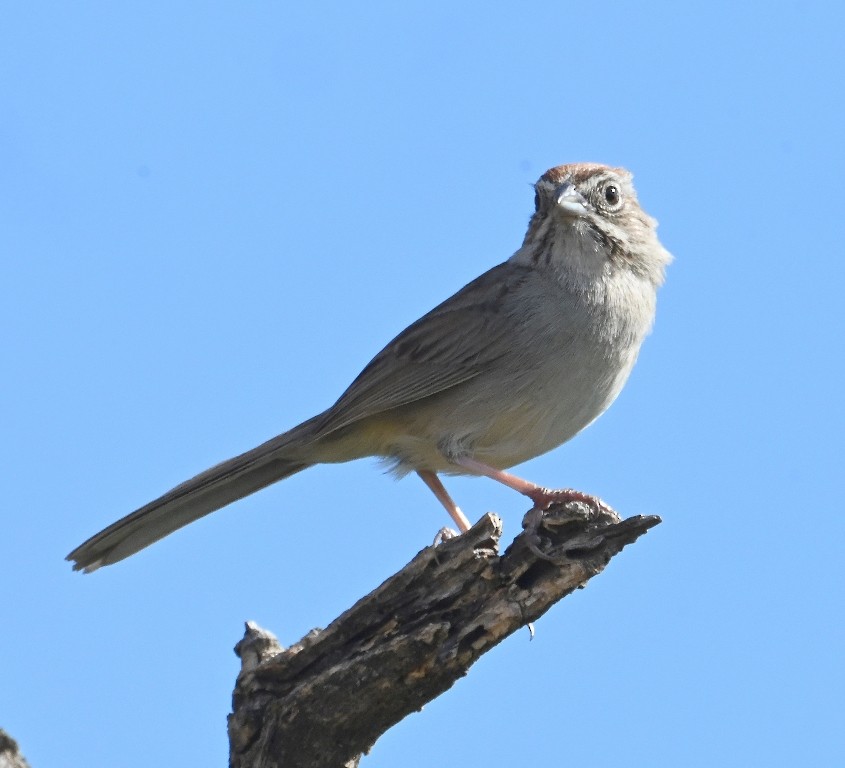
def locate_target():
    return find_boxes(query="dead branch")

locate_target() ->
[228,500,660,768]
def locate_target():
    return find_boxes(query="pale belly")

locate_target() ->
[322,340,640,475]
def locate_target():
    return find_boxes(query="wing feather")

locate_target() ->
[314,261,532,435]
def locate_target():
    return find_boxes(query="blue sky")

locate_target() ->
[2,2,843,766]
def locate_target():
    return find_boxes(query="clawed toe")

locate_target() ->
[526,487,605,514]
[432,526,460,546]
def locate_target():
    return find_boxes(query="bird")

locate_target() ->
[67,162,672,572]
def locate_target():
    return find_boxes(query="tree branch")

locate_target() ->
[0,730,31,768]
[228,500,660,768]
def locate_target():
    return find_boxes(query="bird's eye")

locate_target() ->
[603,184,620,206]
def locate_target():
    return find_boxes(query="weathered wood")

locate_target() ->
[228,500,660,768]
[0,730,31,768]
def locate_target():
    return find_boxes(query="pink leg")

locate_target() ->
[417,470,472,533]
[453,456,600,510]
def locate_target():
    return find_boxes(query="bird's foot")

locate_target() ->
[520,489,617,565]
[432,526,460,546]
[525,487,611,517]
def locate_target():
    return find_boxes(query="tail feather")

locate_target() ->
[67,423,319,571]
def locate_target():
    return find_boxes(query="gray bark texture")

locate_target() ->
[0,730,31,768]
[228,500,660,768]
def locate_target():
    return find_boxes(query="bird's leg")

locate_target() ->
[417,470,472,533]
[453,456,604,512]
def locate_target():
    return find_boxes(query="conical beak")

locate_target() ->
[555,181,588,217]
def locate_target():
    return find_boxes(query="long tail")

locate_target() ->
[67,420,321,572]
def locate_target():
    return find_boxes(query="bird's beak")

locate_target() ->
[555,181,588,218]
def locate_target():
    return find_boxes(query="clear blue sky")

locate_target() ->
[2,2,843,766]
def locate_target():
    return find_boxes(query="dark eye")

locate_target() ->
[534,189,541,211]
[603,184,620,206]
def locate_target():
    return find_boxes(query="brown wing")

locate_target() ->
[314,261,532,436]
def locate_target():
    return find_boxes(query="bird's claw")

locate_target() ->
[526,487,608,518]
[432,526,460,546]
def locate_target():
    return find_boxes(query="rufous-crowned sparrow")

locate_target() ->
[68,162,672,571]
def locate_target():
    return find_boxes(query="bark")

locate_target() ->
[228,500,660,768]
[0,730,31,768]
